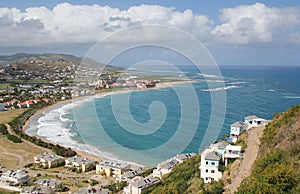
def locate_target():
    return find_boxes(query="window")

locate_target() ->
[205,178,208,180]
[211,162,215,165]
[206,161,208,165]
[211,170,215,173]
[206,169,208,173]
[212,178,214,181]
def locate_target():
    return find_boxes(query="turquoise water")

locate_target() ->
[26,65,300,166]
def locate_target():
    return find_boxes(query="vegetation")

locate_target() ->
[139,167,155,177]
[237,105,300,193]
[104,181,128,193]
[8,108,76,157]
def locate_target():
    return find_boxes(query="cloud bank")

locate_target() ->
[0,3,299,48]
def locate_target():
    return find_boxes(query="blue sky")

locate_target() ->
[0,0,300,65]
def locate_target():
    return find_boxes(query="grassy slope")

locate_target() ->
[0,109,28,124]
[238,105,300,193]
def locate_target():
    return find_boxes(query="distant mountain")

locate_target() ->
[0,53,123,71]
[0,53,81,65]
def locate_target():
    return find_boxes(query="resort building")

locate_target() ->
[230,121,248,142]
[116,169,144,182]
[153,153,196,179]
[76,188,111,194]
[244,115,268,128]
[223,145,242,166]
[34,152,65,168]
[123,176,159,194]
[65,155,96,172]
[0,170,30,184]
[200,149,223,183]
[96,160,130,177]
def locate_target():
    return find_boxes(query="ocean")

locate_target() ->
[25,65,300,166]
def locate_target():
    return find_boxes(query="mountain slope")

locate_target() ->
[237,105,300,193]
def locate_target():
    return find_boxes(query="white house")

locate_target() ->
[230,121,248,142]
[200,149,222,183]
[244,115,268,128]
[223,145,242,166]
[123,176,159,194]
[0,170,30,184]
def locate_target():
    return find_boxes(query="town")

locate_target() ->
[0,54,270,193]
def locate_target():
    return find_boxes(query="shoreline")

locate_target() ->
[22,80,196,167]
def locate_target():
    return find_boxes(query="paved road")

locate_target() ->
[225,126,264,193]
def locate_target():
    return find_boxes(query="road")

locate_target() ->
[225,126,264,193]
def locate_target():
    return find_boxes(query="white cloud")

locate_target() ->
[212,3,300,44]
[0,2,299,48]
[0,3,212,46]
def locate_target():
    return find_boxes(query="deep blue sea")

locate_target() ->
[26,65,300,166]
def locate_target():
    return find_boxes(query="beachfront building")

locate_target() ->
[76,188,111,194]
[244,115,268,128]
[123,176,159,194]
[0,170,30,184]
[34,152,65,168]
[200,149,222,183]
[65,155,96,172]
[153,153,196,179]
[230,121,248,142]
[96,160,130,177]
[116,169,144,182]
[17,99,38,108]
[210,141,229,155]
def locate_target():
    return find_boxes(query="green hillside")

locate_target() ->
[237,105,300,193]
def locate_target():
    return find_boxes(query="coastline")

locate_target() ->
[22,80,196,166]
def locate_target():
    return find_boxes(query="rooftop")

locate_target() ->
[204,151,221,161]
[245,115,259,120]
[35,152,64,161]
[131,176,158,189]
[98,160,130,169]
[67,155,95,164]
[230,121,247,127]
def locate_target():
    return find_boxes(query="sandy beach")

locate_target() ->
[22,80,196,165]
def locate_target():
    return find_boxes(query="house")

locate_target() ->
[76,188,111,194]
[200,150,222,183]
[223,145,242,166]
[210,141,229,155]
[152,159,179,179]
[153,153,196,179]
[0,169,30,184]
[230,121,248,142]
[123,176,159,194]
[2,99,17,108]
[65,155,96,172]
[116,169,143,182]
[17,100,38,108]
[96,160,130,177]
[34,152,65,168]
[244,115,268,128]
